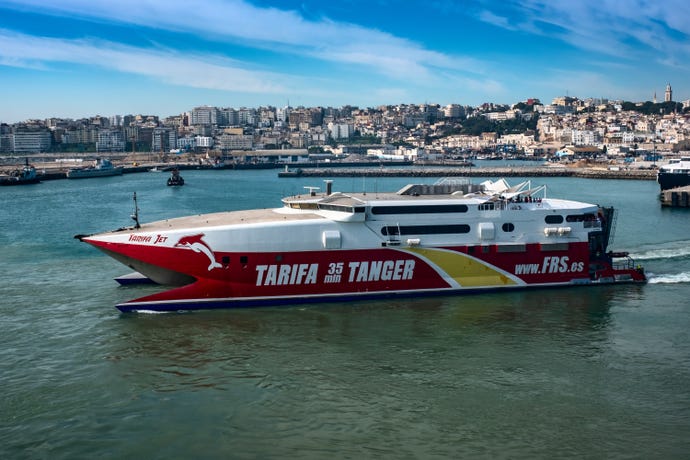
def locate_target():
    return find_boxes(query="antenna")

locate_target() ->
[131,192,141,229]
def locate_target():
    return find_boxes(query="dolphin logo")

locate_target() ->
[175,233,223,271]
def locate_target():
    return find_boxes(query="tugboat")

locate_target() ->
[0,159,41,186]
[167,168,184,186]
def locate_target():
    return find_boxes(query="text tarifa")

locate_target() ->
[255,259,416,286]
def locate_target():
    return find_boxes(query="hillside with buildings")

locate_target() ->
[2,85,689,166]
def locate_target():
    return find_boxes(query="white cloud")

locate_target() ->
[476,0,690,67]
[0,0,485,82]
[478,10,515,31]
[0,29,295,93]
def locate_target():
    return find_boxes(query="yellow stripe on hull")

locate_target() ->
[404,247,518,287]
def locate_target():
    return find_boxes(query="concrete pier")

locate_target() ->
[661,186,690,207]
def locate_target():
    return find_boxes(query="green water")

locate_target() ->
[1,169,689,458]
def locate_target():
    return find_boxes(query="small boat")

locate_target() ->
[66,159,124,179]
[278,166,303,177]
[0,159,41,186]
[657,157,690,190]
[167,168,184,186]
[77,178,646,313]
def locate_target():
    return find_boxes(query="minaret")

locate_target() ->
[665,83,672,102]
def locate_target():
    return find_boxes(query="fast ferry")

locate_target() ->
[76,178,646,312]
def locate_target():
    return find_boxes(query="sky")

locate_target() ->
[0,0,689,123]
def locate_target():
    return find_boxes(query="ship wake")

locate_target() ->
[647,272,690,284]
[629,241,690,261]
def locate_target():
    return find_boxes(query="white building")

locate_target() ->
[96,129,126,152]
[217,134,253,151]
[195,136,214,148]
[443,104,464,118]
[367,145,420,161]
[276,106,290,123]
[12,126,52,153]
[191,106,219,126]
[177,136,197,150]
[572,129,600,146]
[327,122,353,139]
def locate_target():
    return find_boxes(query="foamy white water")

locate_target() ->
[630,242,690,261]
[648,272,690,284]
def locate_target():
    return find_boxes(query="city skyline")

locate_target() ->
[1,0,689,124]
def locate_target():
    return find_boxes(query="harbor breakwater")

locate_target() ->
[10,161,657,182]
[278,166,656,180]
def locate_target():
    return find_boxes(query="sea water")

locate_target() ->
[1,168,689,458]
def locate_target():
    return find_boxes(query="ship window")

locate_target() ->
[566,213,600,228]
[240,256,248,264]
[371,204,468,215]
[545,215,564,224]
[566,213,596,222]
[381,224,470,235]
[540,243,569,251]
[502,223,515,232]
[290,202,318,210]
[222,256,230,264]
[497,244,526,253]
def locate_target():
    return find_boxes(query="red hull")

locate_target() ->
[86,239,645,312]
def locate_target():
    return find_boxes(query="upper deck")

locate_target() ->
[103,178,598,237]
[660,157,690,173]
[281,178,595,216]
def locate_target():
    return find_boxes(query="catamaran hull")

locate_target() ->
[82,239,644,312]
[114,279,643,313]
